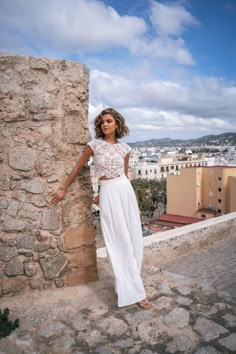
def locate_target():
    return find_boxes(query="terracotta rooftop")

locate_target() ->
[152,214,202,226]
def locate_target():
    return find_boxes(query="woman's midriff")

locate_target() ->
[99,175,121,181]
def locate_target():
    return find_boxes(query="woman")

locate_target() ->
[51,108,151,309]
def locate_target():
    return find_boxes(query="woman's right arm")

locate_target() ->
[50,146,93,205]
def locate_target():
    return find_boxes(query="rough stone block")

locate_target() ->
[41,209,60,231]
[0,196,8,208]
[39,253,68,280]
[30,57,49,72]
[17,236,34,249]
[2,275,26,294]
[18,202,41,221]
[29,194,46,207]
[67,245,97,269]
[26,179,46,194]
[9,146,36,171]
[5,257,24,276]
[3,215,26,232]
[33,243,49,253]
[7,200,20,216]
[0,245,18,262]
[0,94,26,121]
[24,263,37,277]
[64,225,96,249]
[0,176,10,190]
[66,265,98,286]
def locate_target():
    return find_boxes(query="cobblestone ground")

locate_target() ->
[161,237,236,301]
[0,237,235,354]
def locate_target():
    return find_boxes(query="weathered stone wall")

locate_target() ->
[143,212,236,265]
[0,52,98,296]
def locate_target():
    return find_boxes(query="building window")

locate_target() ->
[138,170,141,175]
[146,170,148,175]
[154,169,157,174]
[161,167,164,172]
[201,214,206,219]
[218,177,222,181]
[171,166,174,170]
[218,199,221,203]
[218,209,221,213]
[218,188,222,192]
[176,166,179,170]
[166,166,169,172]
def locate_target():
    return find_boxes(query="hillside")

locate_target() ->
[128,132,236,148]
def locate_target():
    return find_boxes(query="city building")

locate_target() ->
[130,154,207,180]
[167,166,236,219]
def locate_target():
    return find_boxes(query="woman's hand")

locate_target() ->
[93,195,99,205]
[50,188,66,205]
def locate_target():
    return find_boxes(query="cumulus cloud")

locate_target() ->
[0,0,146,53]
[0,0,197,65]
[90,70,236,117]
[150,0,199,37]
[130,36,194,65]
[89,70,236,140]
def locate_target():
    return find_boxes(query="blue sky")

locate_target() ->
[0,0,236,142]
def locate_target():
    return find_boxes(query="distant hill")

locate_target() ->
[128,132,236,148]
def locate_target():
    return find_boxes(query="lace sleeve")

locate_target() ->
[120,143,132,157]
[87,139,96,152]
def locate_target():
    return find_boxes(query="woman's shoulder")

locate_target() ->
[87,138,105,151]
[118,141,132,156]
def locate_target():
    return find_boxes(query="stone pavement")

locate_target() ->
[0,237,236,354]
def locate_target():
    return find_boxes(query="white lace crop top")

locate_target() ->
[87,139,131,179]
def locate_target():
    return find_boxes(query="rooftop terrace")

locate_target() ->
[1,213,236,353]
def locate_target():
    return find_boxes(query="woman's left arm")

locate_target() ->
[124,153,130,178]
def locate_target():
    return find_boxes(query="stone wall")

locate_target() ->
[143,212,236,265]
[97,212,236,260]
[0,52,98,296]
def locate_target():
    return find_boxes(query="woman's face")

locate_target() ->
[101,114,118,136]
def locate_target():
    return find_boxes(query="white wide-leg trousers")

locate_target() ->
[99,175,146,307]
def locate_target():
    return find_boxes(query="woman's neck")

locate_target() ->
[103,134,117,144]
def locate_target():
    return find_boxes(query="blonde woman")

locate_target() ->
[51,108,151,309]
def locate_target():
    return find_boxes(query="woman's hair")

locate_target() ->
[94,108,129,139]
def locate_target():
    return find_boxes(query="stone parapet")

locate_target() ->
[0,52,98,296]
[97,212,236,260]
[143,212,236,264]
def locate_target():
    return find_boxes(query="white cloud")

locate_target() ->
[0,0,197,65]
[130,37,195,65]
[150,0,199,37]
[0,0,146,53]
[89,69,236,140]
[90,70,236,117]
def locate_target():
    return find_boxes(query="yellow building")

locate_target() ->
[167,166,236,219]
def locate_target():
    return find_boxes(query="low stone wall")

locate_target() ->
[143,212,236,264]
[97,212,236,262]
[0,53,98,296]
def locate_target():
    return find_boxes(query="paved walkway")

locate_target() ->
[0,237,236,354]
[161,237,236,301]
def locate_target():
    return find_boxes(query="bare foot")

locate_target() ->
[137,298,152,310]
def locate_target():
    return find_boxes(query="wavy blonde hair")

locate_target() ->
[94,108,129,139]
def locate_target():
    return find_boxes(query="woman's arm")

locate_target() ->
[124,153,130,178]
[50,146,93,205]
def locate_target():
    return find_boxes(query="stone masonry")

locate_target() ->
[0,52,98,296]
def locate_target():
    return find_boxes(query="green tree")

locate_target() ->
[131,178,166,218]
